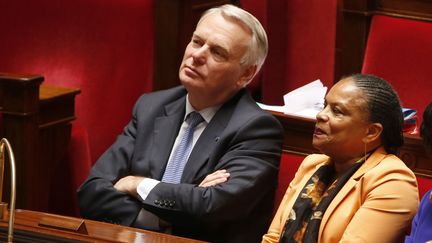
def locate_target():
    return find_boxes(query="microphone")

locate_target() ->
[0,138,16,243]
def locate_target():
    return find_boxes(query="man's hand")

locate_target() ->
[114,175,144,198]
[199,169,230,187]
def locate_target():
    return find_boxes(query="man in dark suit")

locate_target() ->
[78,4,283,243]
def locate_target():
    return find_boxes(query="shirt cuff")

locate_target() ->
[137,178,160,200]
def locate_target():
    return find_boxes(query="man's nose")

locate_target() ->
[192,46,207,64]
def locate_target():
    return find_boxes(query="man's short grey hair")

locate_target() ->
[199,4,268,79]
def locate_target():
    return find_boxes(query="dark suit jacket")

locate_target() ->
[78,86,283,243]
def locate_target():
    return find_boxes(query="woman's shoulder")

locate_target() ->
[366,148,414,175]
[298,154,330,171]
[304,153,329,162]
[362,150,418,195]
[376,153,415,175]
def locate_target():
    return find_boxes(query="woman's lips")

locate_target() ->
[314,127,326,136]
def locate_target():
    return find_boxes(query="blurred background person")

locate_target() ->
[405,102,432,243]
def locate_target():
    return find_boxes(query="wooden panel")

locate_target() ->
[0,73,80,212]
[376,0,432,20]
[0,209,206,242]
[268,111,317,155]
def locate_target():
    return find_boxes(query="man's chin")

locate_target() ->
[180,75,198,85]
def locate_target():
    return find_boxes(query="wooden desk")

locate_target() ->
[270,111,432,178]
[0,209,206,242]
[0,73,80,211]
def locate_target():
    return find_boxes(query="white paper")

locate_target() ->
[258,79,327,120]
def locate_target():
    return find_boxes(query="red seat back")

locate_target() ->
[275,153,304,211]
[362,15,432,125]
[0,0,154,162]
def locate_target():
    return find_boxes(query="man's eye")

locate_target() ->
[212,49,222,56]
[192,39,202,46]
[211,48,227,60]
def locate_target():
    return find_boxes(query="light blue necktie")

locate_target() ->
[161,111,204,183]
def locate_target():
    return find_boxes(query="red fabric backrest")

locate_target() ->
[0,0,154,162]
[262,0,336,105]
[362,15,432,125]
[416,176,432,199]
[275,152,305,211]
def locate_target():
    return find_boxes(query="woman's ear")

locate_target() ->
[237,65,257,88]
[363,123,383,144]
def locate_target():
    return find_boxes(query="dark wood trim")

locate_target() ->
[0,209,206,242]
[0,73,80,212]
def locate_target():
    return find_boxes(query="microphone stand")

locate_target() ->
[0,138,16,243]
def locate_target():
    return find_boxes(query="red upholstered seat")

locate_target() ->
[417,176,432,199]
[0,0,154,215]
[274,152,304,212]
[362,15,432,125]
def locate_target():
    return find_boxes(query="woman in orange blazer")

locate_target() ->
[263,74,419,243]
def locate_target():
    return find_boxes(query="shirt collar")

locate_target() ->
[185,94,220,123]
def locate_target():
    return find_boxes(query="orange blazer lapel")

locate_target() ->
[319,147,387,237]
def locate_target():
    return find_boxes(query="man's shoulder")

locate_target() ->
[229,90,272,116]
[135,86,187,105]
[139,86,186,99]
[230,90,282,125]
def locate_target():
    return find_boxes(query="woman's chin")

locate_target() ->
[312,141,326,153]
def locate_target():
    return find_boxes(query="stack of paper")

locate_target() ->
[257,79,327,120]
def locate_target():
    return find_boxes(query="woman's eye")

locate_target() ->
[332,107,342,114]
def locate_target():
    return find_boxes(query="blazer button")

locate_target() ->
[154,199,160,205]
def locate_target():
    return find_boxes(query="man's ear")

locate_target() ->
[363,123,383,144]
[237,65,257,88]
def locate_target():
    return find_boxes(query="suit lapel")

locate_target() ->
[181,115,225,183]
[319,147,387,235]
[180,90,244,183]
[151,97,186,180]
